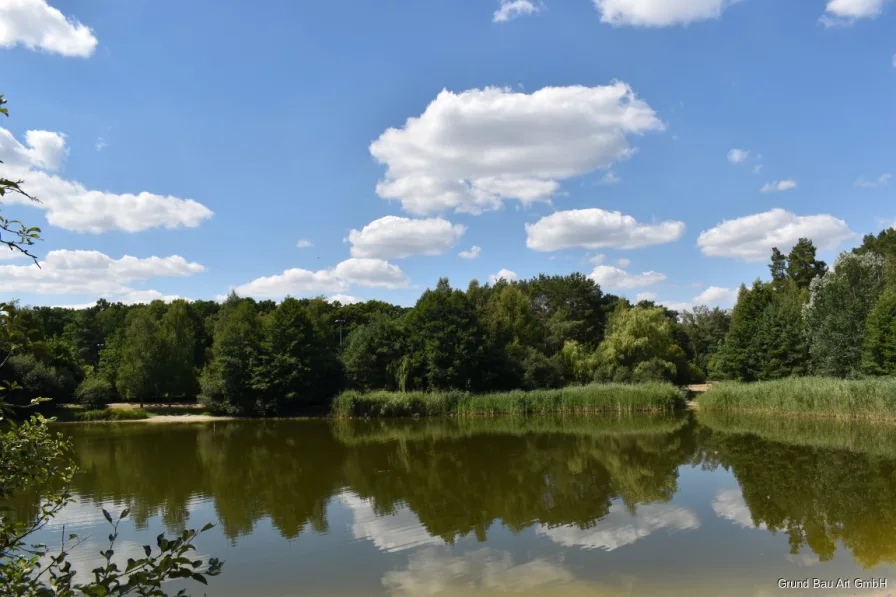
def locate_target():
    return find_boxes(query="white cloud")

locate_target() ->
[593,0,741,27]
[0,127,214,233]
[230,258,409,299]
[0,249,28,262]
[340,492,442,553]
[526,208,685,252]
[693,286,738,307]
[820,0,892,26]
[0,0,97,57]
[332,258,410,289]
[893,53,896,68]
[697,208,855,262]
[589,253,606,264]
[616,257,632,267]
[537,503,699,551]
[382,548,575,597]
[752,163,763,174]
[661,300,695,312]
[855,173,892,188]
[348,215,465,259]
[599,170,622,184]
[0,250,204,296]
[488,268,518,284]
[712,489,766,530]
[589,265,666,290]
[95,137,107,152]
[232,268,348,298]
[493,0,541,22]
[636,291,657,302]
[116,289,188,304]
[458,245,481,260]
[296,239,313,248]
[328,294,360,305]
[369,82,664,215]
[727,148,749,164]
[760,179,797,193]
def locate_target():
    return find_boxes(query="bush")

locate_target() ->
[74,376,117,409]
[76,408,151,421]
[5,354,77,405]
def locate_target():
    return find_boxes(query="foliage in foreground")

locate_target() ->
[332,383,684,418]
[698,377,896,419]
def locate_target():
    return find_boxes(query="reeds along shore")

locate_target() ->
[331,383,685,418]
[698,377,896,420]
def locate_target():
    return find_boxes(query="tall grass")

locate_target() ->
[699,377,896,420]
[74,408,152,422]
[331,383,684,419]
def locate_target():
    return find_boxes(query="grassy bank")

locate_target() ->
[699,377,896,419]
[73,408,153,421]
[332,383,684,419]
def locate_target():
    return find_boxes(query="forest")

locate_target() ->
[3,227,895,417]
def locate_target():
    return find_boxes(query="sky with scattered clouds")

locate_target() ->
[1,0,894,309]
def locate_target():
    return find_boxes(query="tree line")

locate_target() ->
[3,228,895,416]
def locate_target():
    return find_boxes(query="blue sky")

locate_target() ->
[1,0,894,310]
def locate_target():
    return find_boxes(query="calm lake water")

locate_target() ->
[27,413,896,596]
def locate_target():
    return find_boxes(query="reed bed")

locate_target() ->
[331,383,684,419]
[698,377,896,420]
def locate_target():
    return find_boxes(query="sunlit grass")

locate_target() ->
[698,377,896,419]
[75,408,152,421]
[332,383,684,418]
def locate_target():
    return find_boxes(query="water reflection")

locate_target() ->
[17,411,896,595]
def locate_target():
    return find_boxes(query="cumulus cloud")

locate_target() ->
[593,0,741,27]
[230,258,409,299]
[760,179,797,193]
[616,257,632,267]
[537,503,699,551]
[493,0,541,22]
[820,0,892,27]
[0,127,213,233]
[296,239,313,248]
[332,258,410,289]
[727,148,749,164]
[348,216,465,259]
[697,208,855,262]
[599,170,622,184]
[526,208,685,252]
[588,253,606,264]
[0,250,204,296]
[589,265,666,290]
[489,269,518,284]
[370,82,664,215]
[712,489,766,530]
[382,548,575,596]
[328,294,360,305]
[636,291,657,302]
[693,286,739,307]
[855,173,892,188]
[458,245,481,260]
[0,0,98,57]
[340,492,442,553]
[232,268,348,298]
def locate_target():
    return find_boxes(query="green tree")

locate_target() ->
[679,306,731,375]
[157,300,198,402]
[342,314,406,391]
[804,252,886,377]
[517,273,607,353]
[712,281,774,381]
[786,238,827,290]
[253,297,340,414]
[402,279,488,391]
[769,247,787,286]
[861,289,896,376]
[198,293,262,414]
[594,306,688,384]
[116,309,162,407]
[754,287,809,379]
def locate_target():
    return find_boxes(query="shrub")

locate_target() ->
[74,376,118,409]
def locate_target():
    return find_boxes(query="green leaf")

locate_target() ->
[144,545,152,557]
[191,573,208,585]
[120,508,130,520]
[102,508,113,524]
[200,522,215,532]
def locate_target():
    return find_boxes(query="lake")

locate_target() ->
[27,412,896,596]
